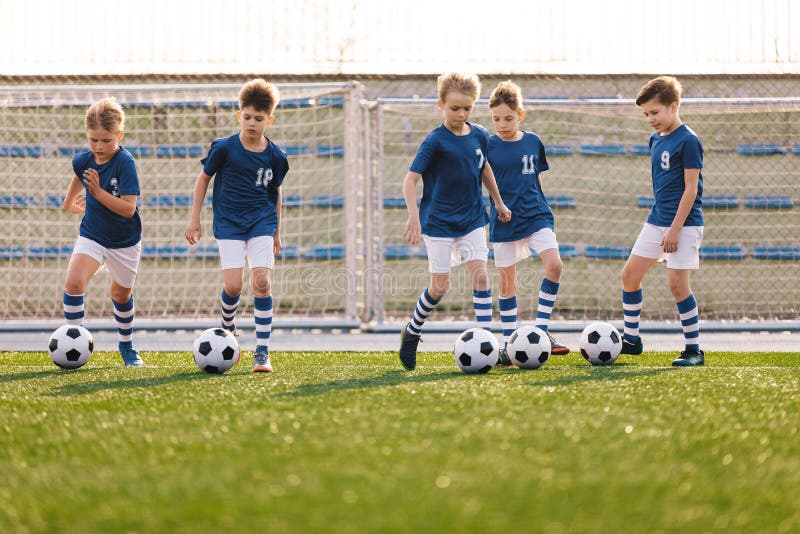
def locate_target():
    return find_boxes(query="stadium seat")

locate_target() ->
[316,145,344,157]
[579,144,626,156]
[42,195,64,208]
[276,245,300,260]
[0,145,43,158]
[699,246,745,260]
[0,246,25,260]
[164,101,208,109]
[279,97,315,108]
[156,145,204,158]
[303,246,345,260]
[216,100,238,110]
[192,245,220,259]
[383,197,406,208]
[583,246,631,259]
[751,246,800,260]
[58,146,89,157]
[744,195,793,209]
[628,145,650,156]
[26,245,73,259]
[141,245,190,259]
[145,195,193,208]
[284,145,312,156]
[384,245,413,260]
[121,101,156,109]
[0,195,36,208]
[126,146,154,158]
[792,144,800,155]
[282,195,305,208]
[735,143,787,156]
[546,144,574,156]
[638,196,655,208]
[547,195,577,208]
[528,244,579,259]
[309,195,344,208]
[317,95,345,108]
[704,194,740,208]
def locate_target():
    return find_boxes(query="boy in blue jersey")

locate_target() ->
[398,72,511,371]
[185,79,289,373]
[621,76,705,366]
[62,98,144,367]
[486,81,571,365]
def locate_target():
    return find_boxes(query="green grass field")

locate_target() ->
[1,350,798,533]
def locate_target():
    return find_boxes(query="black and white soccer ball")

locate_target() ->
[48,324,94,369]
[453,327,499,374]
[508,326,551,369]
[192,328,240,374]
[580,322,622,365]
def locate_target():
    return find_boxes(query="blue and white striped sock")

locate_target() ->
[113,296,134,344]
[535,278,560,332]
[254,296,272,354]
[408,288,440,335]
[63,292,85,325]
[499,295,517,348]
[473,289,493,332]
[677,294,700,352]
[622,289,643,344]
[220,289,240,332]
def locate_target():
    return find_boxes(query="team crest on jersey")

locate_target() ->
[109,177,120,197]
[256,167,273,187]
[660,151,670,170]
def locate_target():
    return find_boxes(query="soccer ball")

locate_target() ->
[454,327,499,374]
[508,326,551,369]
[192,328,240,374]
[580,322,622,365]
[48,325,94,369]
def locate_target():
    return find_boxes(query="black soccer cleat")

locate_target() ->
[497,347,512,367]
[547,332,571,355]
[672,349,704,367]
[620,337,644,355]
[399,323,422,370]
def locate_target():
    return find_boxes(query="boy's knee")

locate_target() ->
[544,259,563,281]
[225,282,243,296]
[429,281,450,300]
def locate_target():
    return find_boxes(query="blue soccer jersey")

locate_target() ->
[487,132,554,242]
[409,123,490,238]
[647,124,704,227]
[72,147,142,248]
[202,134,289,240]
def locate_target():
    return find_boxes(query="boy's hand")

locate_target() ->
[497,203,512,222]
[81,169,101,197]
[184,219,202,245]
[64,195,86,214]
[402,215,422,245]
[661,227,680,253]
[273,234,282,256]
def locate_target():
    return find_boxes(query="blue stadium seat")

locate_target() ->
[122,101,157,109]
[752,246,800,260]
[280,97,315,108]
[704,194,739,208]
[303,246,345,260]
[145,195,193,208]
[579,144,626,156]
[310,195,344,208]
[638,196,655,208]
[384,245,413,260]
[578,95,621,100]
[736,143,787,156]
[192,245,220,259]
[217,100,238,110]
[488,248,494,259]
[0,145,43,157]
[126,146,154,158]
[317,95,345,108]
[26,245,73,259]
[557,244,579,258]
[282,195,305,208]
[383,197,407,209]
[0,246,25,260]
[744,195,793,209]
[284,145,312,156]
[141,245,190,259]
[42,195,64,208]
[415,248,428,259]
[583,246,631,259]
[792,144,800,155]
[276,245,300,260]
[164,101,208,109]
[546,144,574,156]
[547,195,577,208]
[0,195,36,208]
[316,145,344,157]
[699,246,745,260]
[58,146,89,157]
[156,145,204,158]
[629,145,650,156]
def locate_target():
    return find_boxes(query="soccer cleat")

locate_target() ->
[496,347,512,367]
[253,349,273,373]
[547,332,570,355]
[672,349,705,367]
[399,323,422,370]
[119,346,144,367]
[620,337,644,355]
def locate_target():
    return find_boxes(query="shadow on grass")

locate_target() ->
[0,366,109,384]
[513,365,678,388]
[45,370,212,397]
[280,368,463,398]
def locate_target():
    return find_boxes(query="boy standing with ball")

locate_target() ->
[620,76,705,366]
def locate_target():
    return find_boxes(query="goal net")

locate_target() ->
[0,82,365,325]
[369,97,800,322]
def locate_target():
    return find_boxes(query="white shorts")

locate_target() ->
[72,236,141,289]
[630,223,704,269]
[217,236,275,270]
[422,227,489,274]
[492,228,559,268]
